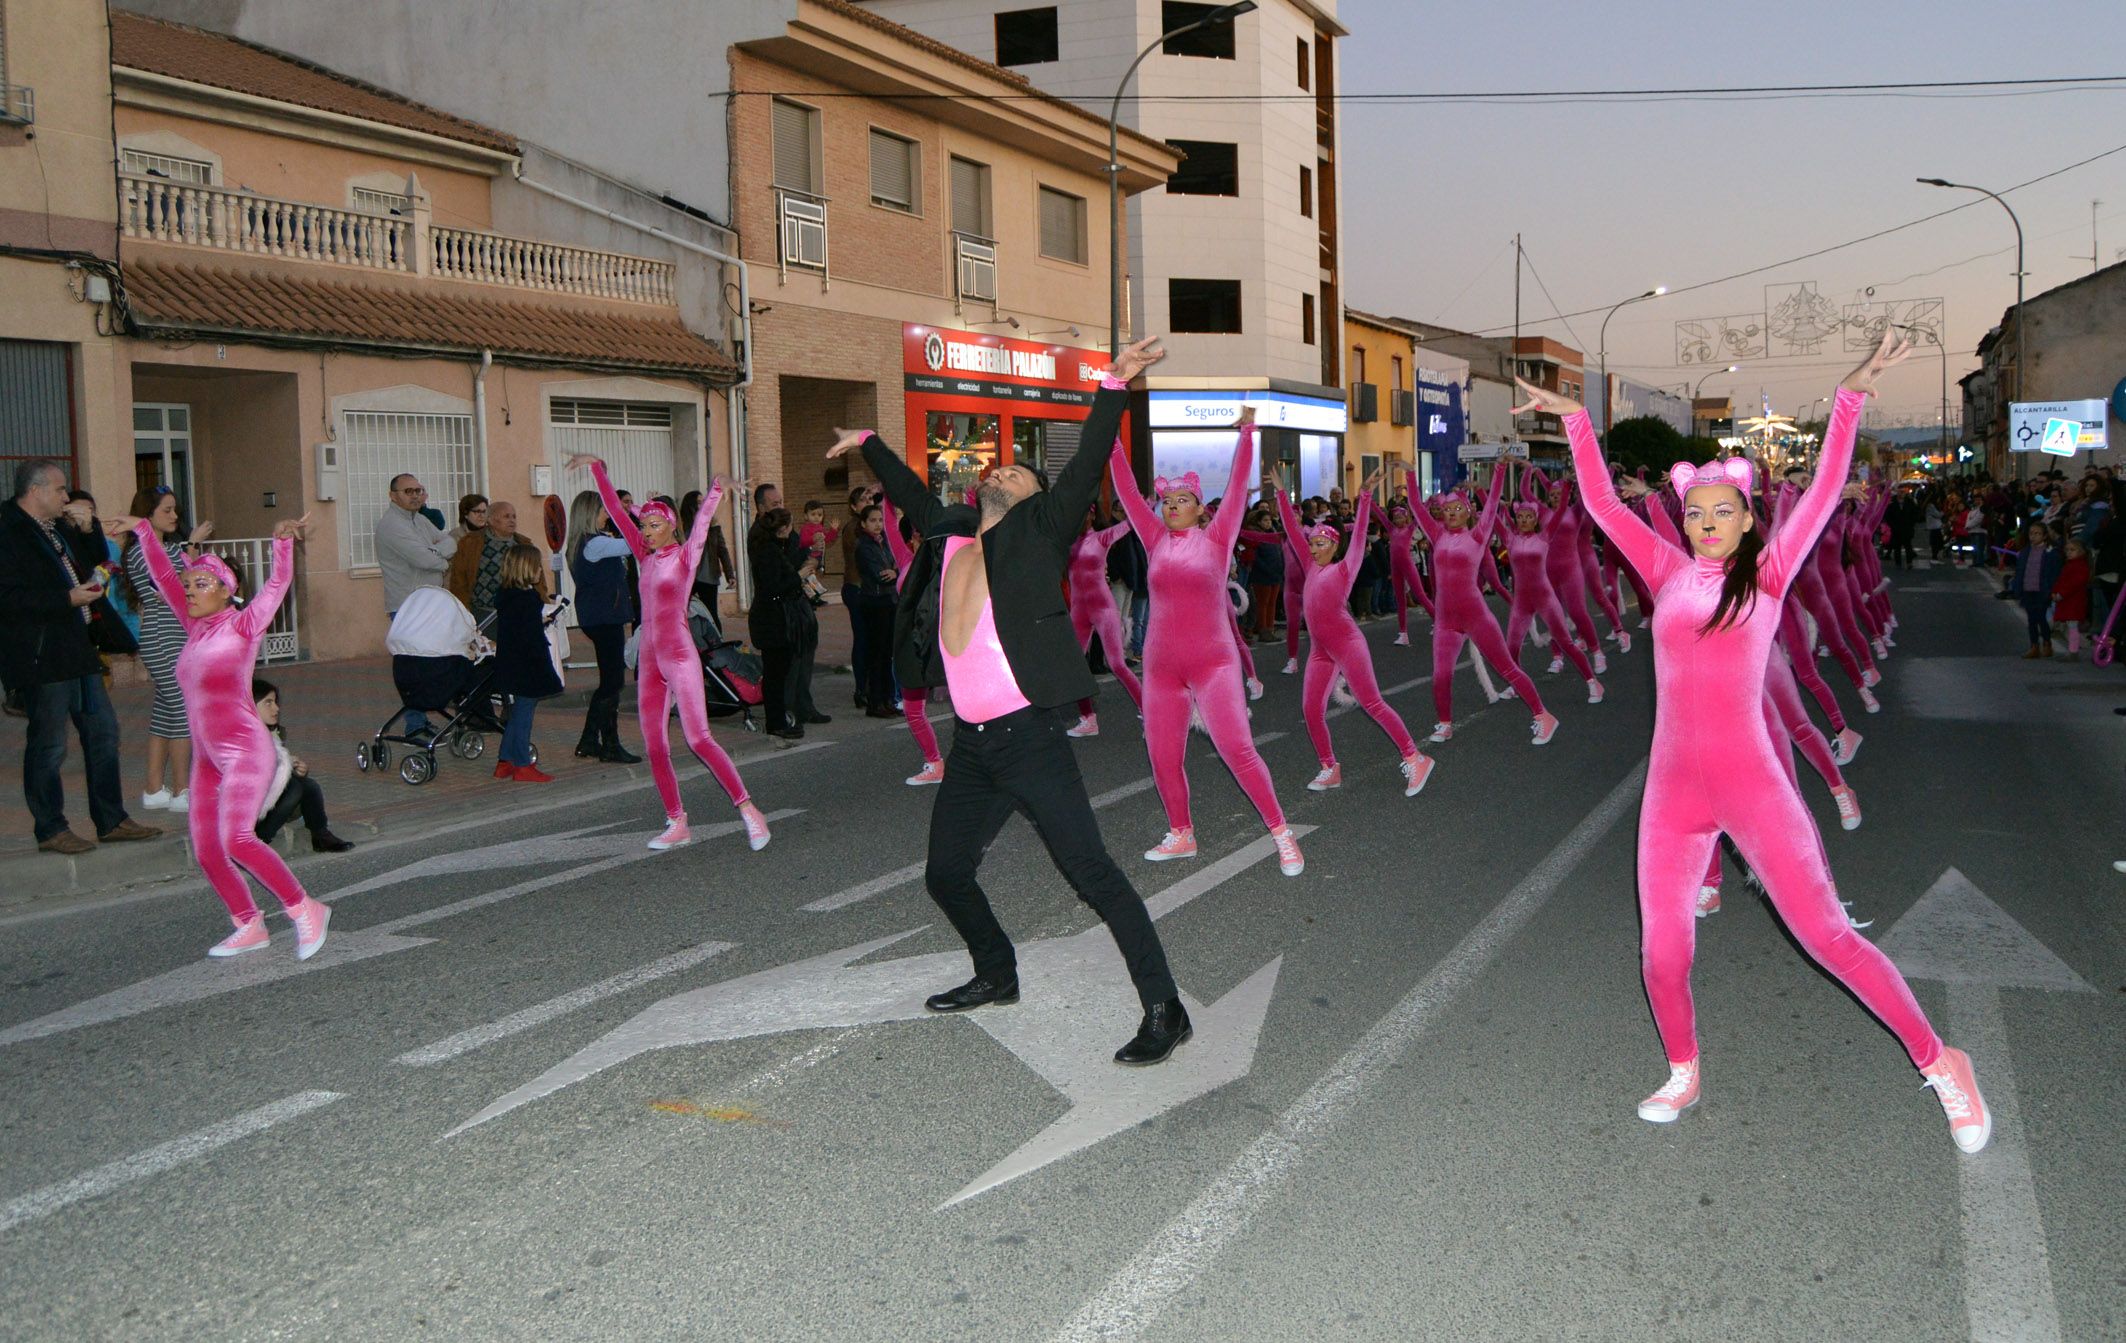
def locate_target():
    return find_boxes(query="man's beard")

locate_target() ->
[976,479,1013,520]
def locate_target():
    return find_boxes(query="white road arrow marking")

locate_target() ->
[1879,868,2095,1343]
[448,832,1309,1203]
[0,813,797,1049]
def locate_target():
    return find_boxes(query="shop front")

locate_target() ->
[900,324,1113,502]
[1143,388,1350,504]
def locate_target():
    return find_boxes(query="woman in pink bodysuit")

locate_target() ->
[1111,416,1304,876]
[118,513,331,960]
[880,499,944,786]
[1384,501,1433,646]
[1523,470,1612,675]
[1273,472,1433,797]
[1062,513,1145,739]
[1239,516,1312,674]
[1403,467,1559,745]
[1522,331,1990,1154]
[1492,478,1603,703]
[570,456,770,852]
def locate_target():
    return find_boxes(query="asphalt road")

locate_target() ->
[2,564,2119,1342]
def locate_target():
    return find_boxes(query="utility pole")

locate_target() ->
[2071,199,2101,274]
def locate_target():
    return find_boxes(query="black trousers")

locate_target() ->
[761,646,794,731]
[856,599,896,708]
[257,775,329,842]
[924,705,1177,1008]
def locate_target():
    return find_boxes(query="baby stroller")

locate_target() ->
[688,595,766,731]
[358,588,564,785]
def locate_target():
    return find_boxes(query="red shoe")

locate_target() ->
[1921,1046,1992,1154]
[493,761,515,780]
[1637,1059,1700,1123]
[512,764,556,783]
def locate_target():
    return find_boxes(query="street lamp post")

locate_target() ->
[1692,363,1739,437]
[1108,2,1257,361]
[1597,286,1666,436]
[1920,177,2024,472]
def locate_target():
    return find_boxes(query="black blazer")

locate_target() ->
[746,530,806,652]
[0,500,105,689]
[861,383,1127,709]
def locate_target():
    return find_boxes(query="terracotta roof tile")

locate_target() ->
[123,259,736,380]
[110,12,518,156]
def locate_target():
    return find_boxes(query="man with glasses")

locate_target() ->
[1,460,163,854]
[374,473,458,736]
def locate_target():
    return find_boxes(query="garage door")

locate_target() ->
[548,399,681,610]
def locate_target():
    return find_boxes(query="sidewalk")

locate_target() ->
[0,610,859,905]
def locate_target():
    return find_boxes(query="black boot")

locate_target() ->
[1115,998,1192,1065]
[574,706,602,759]
[596,703,640,764]
[309,828,355,853]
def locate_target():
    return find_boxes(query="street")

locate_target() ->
[2,567,2120,1342]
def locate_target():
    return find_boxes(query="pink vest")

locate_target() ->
[939,535,1032,724]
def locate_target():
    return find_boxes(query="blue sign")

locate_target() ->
[2112,375,2126,428]
[1416,370,1466,484]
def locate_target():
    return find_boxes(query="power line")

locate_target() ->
[1515,245,1589,353]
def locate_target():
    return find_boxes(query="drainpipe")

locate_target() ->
[473,348,493,486]
[509,162,755,603]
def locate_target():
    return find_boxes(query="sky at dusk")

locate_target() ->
[1336,0,2126,430]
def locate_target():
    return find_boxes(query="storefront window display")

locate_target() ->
[926,411,999,503]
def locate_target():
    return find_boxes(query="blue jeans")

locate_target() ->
[24,674,128,842]
[502,696,539,765]
[2019,592,2053,645]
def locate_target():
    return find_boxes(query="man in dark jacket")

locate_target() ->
[1,461,160,854]
[826,336,1190,1066]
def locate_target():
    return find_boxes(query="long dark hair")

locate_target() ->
[1700,524,1765,635]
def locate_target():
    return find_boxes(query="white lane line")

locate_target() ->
[392,943,736,1067]
[1049,760,1648,1343]
[799,734,1284,915]
[1950,986,2064,1343]
[0,1090,344,1234]
[731,1034,854,1095]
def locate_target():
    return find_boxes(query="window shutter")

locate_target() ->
[869,130,914,209]
[950,158,989,237]
[773,100,817,194]
[1039,187,1084,264]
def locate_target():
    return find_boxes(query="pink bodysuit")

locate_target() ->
[1404,467,1548,728]
[588,465,750,820]
[1069,519,1144,717]
[1526,471,1607,657]
[939,536,1034,723]
[881,500,941,768]
[1385,510,1433,635]
[1277,492,1419,769]
[1240,523,1312,664]
[1112,427,1286,837]
[1569,391,1939,1071]
[1495,502,1596,682]
[135,527,308,923]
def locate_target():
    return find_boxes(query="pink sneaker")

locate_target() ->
[1637,1059,1700,1122]
[1247,677,1265,701]
[739,801,772,852]
[1862,667,1881,688]
[1695,886,1722,917]
[1921,1046,1992,1154]
[1281,658,1299,675]
[1546,656,1565,675]
[1614,630,1632,653]
[1145,828,1196,862]
[1272,826,1305,877]
[1393,632,1409,646]
[208,915,269,959]
[1531,712,1560,746]
[1427,720,1453,743]
[1832,727,1863,766]
[906,759,945,786]
[1400,752,1435,797]
[1307,763,1342,792]
[1586,679,1605,704]
[1859,686,1881,714]
[290,897,331,962]
[648,815,691,851]
[1067,713,1099,738]
[1832,785,1862,831]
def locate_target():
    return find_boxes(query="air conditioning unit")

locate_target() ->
[1349,382,1379,424]
[780,195,827,270]
[1389,388,1415,427]
[956,235,997,304]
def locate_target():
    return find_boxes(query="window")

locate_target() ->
[1169,278,1242,334]
[1301,293,1316,346]
[994,7,1060,66]
[120,149,214,184]
[1352,346,1367,384]
[1300,164,1313,218]
[949,157,992,238]
[342,410,478,570]
[1038,186,1087,265]
[1161,3,1239,59]
[550,400,673,428]
[1297,37,1310,88]
[1391,355,1404,390]
[1166,139,1238,197]
[771,98,822,196]
[868,129,918,212]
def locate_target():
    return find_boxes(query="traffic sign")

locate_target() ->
[2010,400,2108,453]
[2041,419,2081,455]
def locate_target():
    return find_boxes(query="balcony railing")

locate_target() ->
[120,175,676,305]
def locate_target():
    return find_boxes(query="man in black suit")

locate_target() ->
[826,337,1187,1065]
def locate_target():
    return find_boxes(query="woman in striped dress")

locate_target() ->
[120,487,208,814]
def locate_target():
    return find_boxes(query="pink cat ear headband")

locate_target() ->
[637,500,677,526]
[1154,472,1202,501]
[1304,522,1341,545]
[1670,457,1754,500]
[183,552,239,593]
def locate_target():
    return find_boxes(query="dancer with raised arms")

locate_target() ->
[1063,510,1144,738]
[880,497,945,786]
[565,457,770,853]
[1493,467,1603,704]
[1520,328,1990,1153]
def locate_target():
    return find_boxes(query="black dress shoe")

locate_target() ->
[801,712,833,725]
[1115,998,1192,1066]
[923,975,1020,1013]
[865,705,900,719]
[309,829,355,853]
[598,742,642,764]
[768,724,806,740]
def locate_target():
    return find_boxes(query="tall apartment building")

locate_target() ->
[854,1,1352,497]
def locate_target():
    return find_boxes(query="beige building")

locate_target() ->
[1340,310,1417,498]
[1,10,740,663]
[1961,259,2126,478]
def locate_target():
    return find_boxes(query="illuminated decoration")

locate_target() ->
[1676,314,1766,365]
[1764,283,1843,355]
[1730,402,1817,477]
[1676,285,1945,363]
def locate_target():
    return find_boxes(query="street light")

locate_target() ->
[1597,285,1666,435]
[1108,1,1257,361]
[1692,364,1738,439]
[1920,177,2024,471]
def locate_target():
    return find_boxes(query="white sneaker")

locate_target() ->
[1695,885,1722,917]
[1614,631,1632,653]
[168,790,190,814]
[1427,720,1453,743]
[1546,656,1565,675]
[648,815,691,851]
[1393,632,1409,646]
[1859,686,1881,714]
[1637,1059,1700,1123]
[1272,826,1305,877]
[1067,713,1099,738]
[1246,677,1265,701]
[1638,616,1651,629]
[1281,658,1299,675]
[140,789,173,811]
[1593,651,1609,675]
[2113,860,2126,874]
[1586,679,1604,704]
[1307,763,1341,791]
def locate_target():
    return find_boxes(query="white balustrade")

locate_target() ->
[429,226,675,303]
